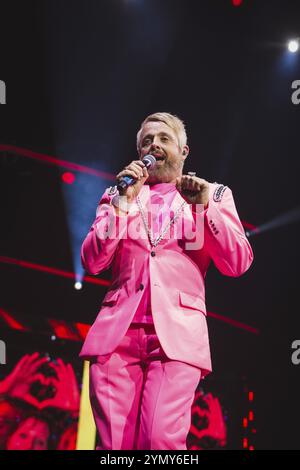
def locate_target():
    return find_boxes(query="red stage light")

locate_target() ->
[48,319,81,341]
[75,322,91,340]
[0,308,28,331]
[0,255,111,287]
[232,0,243,6]
[62,172,75,184]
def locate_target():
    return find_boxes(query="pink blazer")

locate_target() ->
[79,183,253,375]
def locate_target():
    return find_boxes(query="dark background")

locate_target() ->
[1,0,300,449]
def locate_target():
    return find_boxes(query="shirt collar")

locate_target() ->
[147,182,177,195]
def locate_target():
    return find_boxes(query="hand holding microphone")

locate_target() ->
[116,155,156,203]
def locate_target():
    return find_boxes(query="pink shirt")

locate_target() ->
[131,182,177,324]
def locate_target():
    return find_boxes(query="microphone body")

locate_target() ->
[117,155,156,192]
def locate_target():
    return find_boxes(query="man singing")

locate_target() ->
[79,112,254,450]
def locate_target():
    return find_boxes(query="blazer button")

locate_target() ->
[139,283,144,290]
[151,251,156,257]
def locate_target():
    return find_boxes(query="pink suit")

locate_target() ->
[79,182,253,449]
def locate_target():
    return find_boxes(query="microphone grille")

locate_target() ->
[142,154,156,169]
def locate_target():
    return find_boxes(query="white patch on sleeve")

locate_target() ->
[213,184,227,202]
[107,185,118,196]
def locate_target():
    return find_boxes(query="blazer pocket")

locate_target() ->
[179,291,207,315]
[102,288,120,306]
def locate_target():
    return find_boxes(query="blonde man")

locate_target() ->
[80,112,253,450]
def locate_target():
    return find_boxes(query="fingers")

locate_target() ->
[141,165,149,179]
[49,358,67,381]
[27,355,50,373]
[116,169,137,180]
[176,175,204,192]
[193,405,208,418]
[11,354,32,375]
[16,352,39,371]
[14,353,49,377]
[27,373,52,386]
[117,160,147,181]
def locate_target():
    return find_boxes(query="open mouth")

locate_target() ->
[153,155,165,161]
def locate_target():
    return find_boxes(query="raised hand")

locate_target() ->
[0,352,50,408]
[38,359,80,413]
[175,175,209,208]
[190,392,226,444]
[116,160,149,204]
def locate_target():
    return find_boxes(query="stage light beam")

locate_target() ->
[247,206,300,238]
[74,281,83,290]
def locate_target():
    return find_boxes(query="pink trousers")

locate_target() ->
[89,323,201,450]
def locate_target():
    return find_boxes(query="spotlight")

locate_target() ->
[51,335,56,341]
[288,39,299,53]
[62,172,75,184]
[74,281,83,290]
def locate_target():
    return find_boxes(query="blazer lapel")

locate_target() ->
[169,189,187,216]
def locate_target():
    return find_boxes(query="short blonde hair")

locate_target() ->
[136,112,187,152]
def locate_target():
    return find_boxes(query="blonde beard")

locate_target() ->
[147,160,184,184]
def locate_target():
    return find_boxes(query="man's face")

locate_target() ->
[139,121,188,184]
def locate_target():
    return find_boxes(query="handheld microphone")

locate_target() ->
[117,154,156,192]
